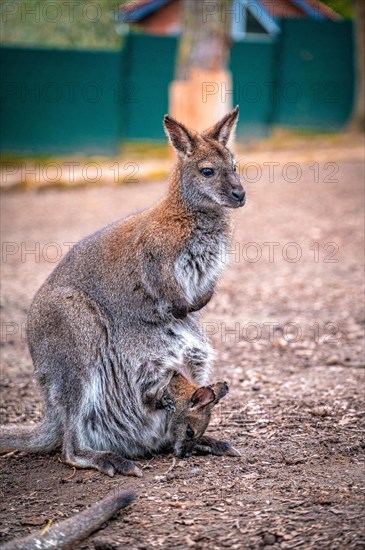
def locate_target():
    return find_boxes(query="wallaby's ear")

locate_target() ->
[190,386,216,409]
[203,106,239,146]
[209,381,229,405]
[191,382,229,409]
[164,115,195,156]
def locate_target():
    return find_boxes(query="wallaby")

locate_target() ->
[0,489,135,550]
[144,371,240,459]
[0,107,245,476]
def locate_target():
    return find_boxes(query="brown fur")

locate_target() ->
[0,108,244,477]
[150,373,240,459]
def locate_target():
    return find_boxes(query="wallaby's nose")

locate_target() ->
[230,188,246,203]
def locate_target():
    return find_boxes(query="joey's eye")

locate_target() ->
[200,167,215,178]
[186,427,194,438]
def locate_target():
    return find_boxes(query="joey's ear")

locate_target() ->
[191,386,216,409]
[209,381,229,405]
[164,115,196,156]
[202,105,239,146]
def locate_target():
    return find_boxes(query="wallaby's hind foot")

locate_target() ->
[195,435,241,457]
[63,448,143,478]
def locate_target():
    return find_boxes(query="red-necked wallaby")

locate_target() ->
[0,107,245,476]
[145,371,240,460]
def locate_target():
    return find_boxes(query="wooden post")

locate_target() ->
[169,0,233,132]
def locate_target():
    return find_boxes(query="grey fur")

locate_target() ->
[0,108,245,476]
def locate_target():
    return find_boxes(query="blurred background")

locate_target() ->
[1,4,365,547]
[0,0,363,188]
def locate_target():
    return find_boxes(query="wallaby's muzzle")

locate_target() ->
[175,442,196,459]
[228,185,246,207]
[224,170,246,208]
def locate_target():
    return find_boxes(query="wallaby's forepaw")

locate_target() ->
[189,288,214,313]
[144,382,176,413]
[194,436,241,457]
[170,297,189,319]
[156,392,176,413]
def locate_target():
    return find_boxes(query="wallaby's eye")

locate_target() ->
[186,427,194,438]
[200,167,215,178]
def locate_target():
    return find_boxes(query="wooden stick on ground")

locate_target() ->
[0,489,136,550]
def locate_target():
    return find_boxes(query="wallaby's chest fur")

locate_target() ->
[174,215,230,303]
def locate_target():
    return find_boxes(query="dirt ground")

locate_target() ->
[0,155,364,549]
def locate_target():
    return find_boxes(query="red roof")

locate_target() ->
[306,0,340,19]
[121,0,162,13]
[120,0,340,21]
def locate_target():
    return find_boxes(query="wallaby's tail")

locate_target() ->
[0,489,136,550]
[0,417,61,454]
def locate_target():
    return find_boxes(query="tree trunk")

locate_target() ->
[169,0,233,133]
[176,0,232,80]
[349,0,364,131]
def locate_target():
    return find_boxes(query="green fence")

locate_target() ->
[230,39,278,139]
[122,19,355,140]
[0,47,124,155]
[123,34,177,140]
[273,20,355,129]
[123,34,277,141]
[0,20,355,154]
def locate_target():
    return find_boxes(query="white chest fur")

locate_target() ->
[174,230,229,304]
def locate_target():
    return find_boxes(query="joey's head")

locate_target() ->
[163,106,245,210]
[170,380,229,459]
